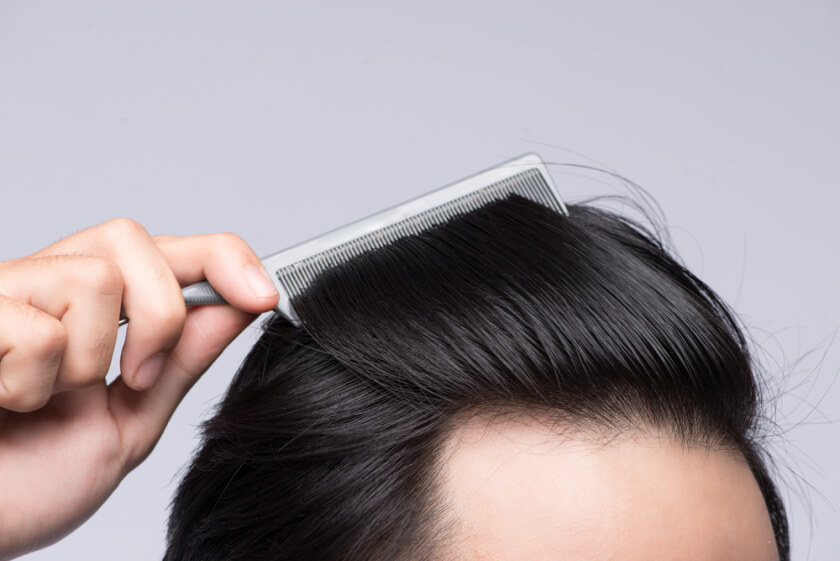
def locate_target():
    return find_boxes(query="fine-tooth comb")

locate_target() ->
[118,153,567,327]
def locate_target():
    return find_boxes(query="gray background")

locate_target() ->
[1,1,837,558]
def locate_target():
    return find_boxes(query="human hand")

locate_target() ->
[0,218,279,559]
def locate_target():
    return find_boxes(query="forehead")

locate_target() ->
[438,415,778,561]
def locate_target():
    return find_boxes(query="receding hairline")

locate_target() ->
[428,409,775,561]
[437,404,748,458]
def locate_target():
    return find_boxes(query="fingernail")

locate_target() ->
[134,353,167,390]
[244,263,278,300]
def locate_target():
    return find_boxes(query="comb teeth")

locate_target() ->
[276,168,560,300]
[173,154,565,326]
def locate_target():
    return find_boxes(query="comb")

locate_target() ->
[119,153,566,327]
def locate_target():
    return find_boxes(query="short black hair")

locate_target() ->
[164,195,789,560]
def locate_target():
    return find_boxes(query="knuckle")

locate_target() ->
[145,300,187,336]
[102,217,148,239]
[76,256,124,295]
[5,301,67,358]
[27,316,68,358]
[212,232,250,255]
[0,306,62,412]
[6,385,52,412]
[1,372,54,415]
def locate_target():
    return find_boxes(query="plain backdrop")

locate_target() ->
[1,1,838,558]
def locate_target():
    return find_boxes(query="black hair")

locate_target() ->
[163,195,789,560]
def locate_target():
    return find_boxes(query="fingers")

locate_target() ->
[107,233,278,467]
[108,303,257,469]
[0,217,279,483]
[99,220,186,391]
[0,256,122,397]
[153,232,279,313]
[37,222,278,391]
[0,295,66,412]
[1,217,277,429]
[36,218,187,391]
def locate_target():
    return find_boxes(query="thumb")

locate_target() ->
[107,304,258,470]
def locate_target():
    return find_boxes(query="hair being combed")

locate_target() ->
[164,195,789,561]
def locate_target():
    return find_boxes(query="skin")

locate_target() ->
[0,218,279,559]
[440,414,779,561]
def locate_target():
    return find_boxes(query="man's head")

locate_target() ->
[164,196,788,560]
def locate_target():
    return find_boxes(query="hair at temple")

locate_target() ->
[163,195,789,561]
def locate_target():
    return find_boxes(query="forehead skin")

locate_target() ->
[438,415,779,561]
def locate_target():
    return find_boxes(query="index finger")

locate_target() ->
[152,233,279,314]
